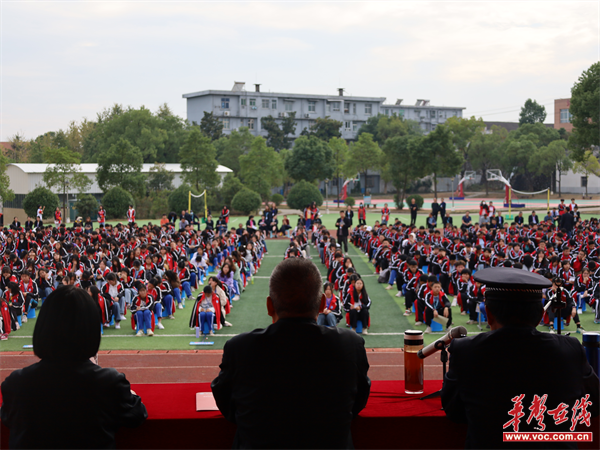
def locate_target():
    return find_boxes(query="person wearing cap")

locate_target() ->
[441,267,599,449]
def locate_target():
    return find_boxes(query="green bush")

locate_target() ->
[221,174,244,206]
[406,194,424,209]
[75,194,98,220]
[23,187,59,219]
[393,192,405,210]
[168,184,204,215]
[103,187,134,219]
[286,181,323,211]
[271,193,284,206]
[345,196,355,207]
[231,188,262,214]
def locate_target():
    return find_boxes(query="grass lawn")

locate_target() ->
[2,238,597,353]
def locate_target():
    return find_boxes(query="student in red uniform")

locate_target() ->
[127,205,135,225]
[97,205,106,227]
[345,278,371,334]
[54,208,62,227]
[0,292,11,339]
[358,203,366,226]
[130,283,154,337]
[190,285,217,337]
[318,282,341,327]
[380,203,390,225]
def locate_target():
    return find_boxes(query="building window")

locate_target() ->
[581,176,588,188]
[221,118,230,130]
[272,99,277,109]
[262,99,270,108]
[399,109,405,116]
[432,124,437,130]
[352,122,358,132]
[248,119,254,130]
[308,120,316,128]
[249,98,256,107]
[241,98,247,107]
[439,111,445,118]
[221,98,230,109]
[344,121,351,131]
[365,104,372,114]
[308,101,316,112]
[430,110,437,118]
[384,109,390,116]
[353,103,356,114]
[560,109,572,123]
[344,103,350,114]
[327,101,340,112]
[284,101,293,112]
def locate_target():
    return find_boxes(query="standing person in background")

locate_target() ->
[345,205,354,226]
[54,207,62,227]
[558,199,566,216]
[357,203,366,226]
[97,205,106,228]
[439,198,447,226]
[127,205,135,226]
[431,198,440,226]
[36,205,45,222]
[221,206,230,225]
[380,203,390,225]
[478,201,488,218]
[303,205,313,233]
[336,211,351,254]
[410,198,418,226]
[487,201,495,217]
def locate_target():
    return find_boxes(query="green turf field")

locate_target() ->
[2,238,598,352]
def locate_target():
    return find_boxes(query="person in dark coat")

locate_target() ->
[560,211,575,237]
[0,286,147,449]
[336,210,352,253]
[211,258,370,449]
[441,268,599,449]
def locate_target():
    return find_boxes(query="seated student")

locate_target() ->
[37,268,54,303]
[424,280,452,333]
[101,273,125,329]
[148,277,171,325]
[546,277,584,334]
[190,285,217,337]
[318,283,341,327]
[119,267,134,306]
[177,260,194,301]
[403,260,424,316]
[130,283,155,337]
[0,289,12,340]
[19,271,39,321]
[5,282,25,331]
[345,278,371,334]
[0,287,147,448]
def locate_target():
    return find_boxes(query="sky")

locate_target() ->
[1,0,599,141]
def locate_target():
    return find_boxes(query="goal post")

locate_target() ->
[189,190,208,219]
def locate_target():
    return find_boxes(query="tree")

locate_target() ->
[85,107,167,163]
[469,126,507,195]
[75,194,99,219]
[231,188,262,214]
[179,127,220,191]
[383,135,427,208]
[445,116,485,173]
[301,117,342,141]
[423,125,463,197]
[147,162,174,193]
[155,103,189,163]
[102,186,134,219]
[573,150,600,198]
[328,137,349,204]
[0,153,14,203]
[519,99,547,125]
[23,187,59,219]
[7,133,29,162]
[42,147,92,219]
[284,135,333,183]
[345,133,382,194]
[96,138,145,196]
[168,184,205,215]
[220,174,245,206]
[239,137,284,201]
[29,132,56,163]
[214,127,255,175]
[375,115,422,143]
[199,111,224,141]
[569,62,600,161]
[528,139,572,196]
[260,113,296,151]
[286,180,323,211]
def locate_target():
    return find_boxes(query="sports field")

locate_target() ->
[2,233,598,353]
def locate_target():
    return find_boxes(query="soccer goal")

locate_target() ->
[451,170,476,200]
[486,170,550,218]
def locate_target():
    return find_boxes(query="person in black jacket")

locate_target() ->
[441,268,599,449]
[211,258,370,449]
[0,286,147,449]
[336,210,351,253]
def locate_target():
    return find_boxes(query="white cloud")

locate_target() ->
[1,1,598,139]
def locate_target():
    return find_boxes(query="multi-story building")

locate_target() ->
[554,98,574,133]
[183,82,465,140]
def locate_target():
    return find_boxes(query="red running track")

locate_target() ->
[0,348,444,384]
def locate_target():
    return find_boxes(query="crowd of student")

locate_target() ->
[0,205,269,341]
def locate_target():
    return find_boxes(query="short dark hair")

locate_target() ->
[269,258,322,317]
[33,286,101,361]
[485,298,543,328]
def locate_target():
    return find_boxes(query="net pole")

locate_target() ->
[547,189,550,215]
[509,188,512,217]
[188,191,191,212]
[203,190,207,219]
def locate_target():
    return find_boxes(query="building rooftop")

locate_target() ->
[7,163,233,174]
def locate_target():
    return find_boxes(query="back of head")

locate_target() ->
[269,258,322,318]
[34,286,101,362]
